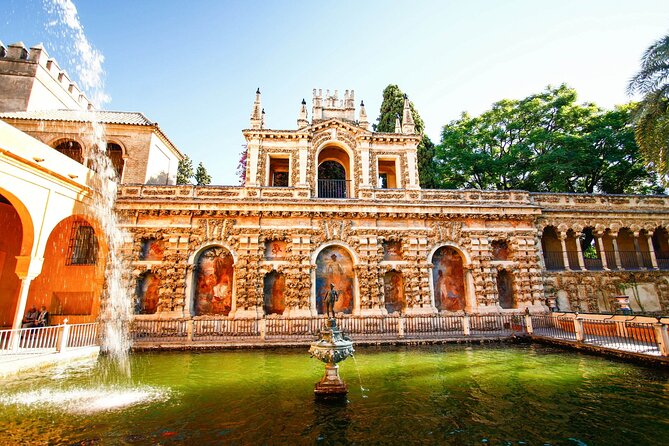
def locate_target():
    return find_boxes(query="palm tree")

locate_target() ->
[628,33,669,179]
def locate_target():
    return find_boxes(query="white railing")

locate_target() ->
[0,321,99,354]
[531,313,669,357]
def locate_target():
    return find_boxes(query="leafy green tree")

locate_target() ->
[176,155,194,185]
[195,162,212,185]
[374,84,438,188]
[436,85,661,194]
[628,32,669,178]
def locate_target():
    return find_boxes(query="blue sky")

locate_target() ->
[3,0,669,185]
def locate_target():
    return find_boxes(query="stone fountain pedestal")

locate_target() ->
[315,363,348,396]
[309,318,354,399]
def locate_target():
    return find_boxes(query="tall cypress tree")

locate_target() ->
[374,85,438,188]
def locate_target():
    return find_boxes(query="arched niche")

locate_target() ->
[383,270,405,314]
[496,269,515,309]
[193,245,235,316]
[135,272,160,314]
[263,270,286,315]
[314,245,354,315]
[431,246,466,312]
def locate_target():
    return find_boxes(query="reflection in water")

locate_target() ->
[307,398,352,444]
[0,344,667,445]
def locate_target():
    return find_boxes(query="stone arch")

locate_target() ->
[312,243,356,316]
[617,228,637,269]
[383,269,405,314]
[0,188,34,257]
[429,245,467,312]
[263,270,286,315]
[28,214,107,324]
[191,245,235,316]
[0,192,30,327]
[652,226,669,268]
[541,226,563,270]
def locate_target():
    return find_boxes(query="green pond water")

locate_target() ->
[1,343,668,445]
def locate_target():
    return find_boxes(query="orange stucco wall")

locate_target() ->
[27,217,105,325]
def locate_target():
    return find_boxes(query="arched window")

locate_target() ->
[66,220,98,266]
[54,140,83,164]
[317,145,351,198]
[106,143,125,180]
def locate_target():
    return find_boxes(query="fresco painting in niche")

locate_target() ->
[432,246,466,311]
[265,240,287,260]
[383,241,402,261]
[136,272,160,314]
[263,271,286,315]
[195,246,234,315]
[383,270,405,313]
[315,246,354,314]
[140,238,164,261]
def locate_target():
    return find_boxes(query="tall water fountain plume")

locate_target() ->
[45,0,132,368]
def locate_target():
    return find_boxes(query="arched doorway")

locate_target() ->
[315,245,354,315]
[193,246,234,315]
[0,193,23,327]
[263,271,286,315]
[383,270,405,314]
[317,145,351,198]
[431,246,466,311]
[497,269,515,309]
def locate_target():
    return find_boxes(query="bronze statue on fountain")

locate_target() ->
[309,284,355,398]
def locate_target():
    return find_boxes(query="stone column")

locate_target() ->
[298,138,309,187]
[611,233,622,270]
[405,149,419,189]
[247,138,260,187]
[574,233,586,270]
[359,141,371,188]
[633,231,645,269]
[559,232,570,271]
[596,232,609,270]
[10,256,44,350]
[647,232,659,270]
